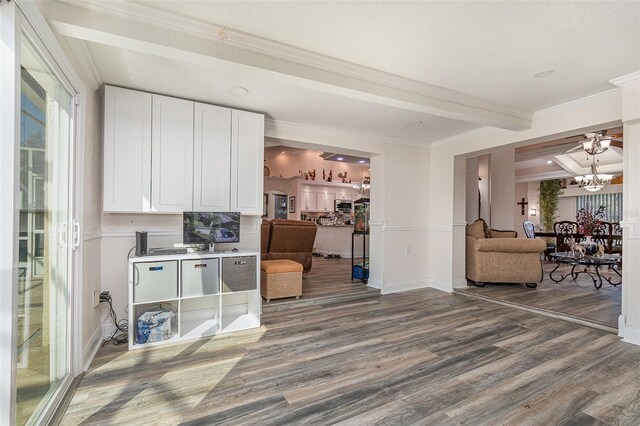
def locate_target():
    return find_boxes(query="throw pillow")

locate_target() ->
[466,219,486,239]
[489,229,517,239]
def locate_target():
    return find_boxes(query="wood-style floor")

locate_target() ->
[262,256,379,312]
[457,260,621,330]
[61,287,640,425]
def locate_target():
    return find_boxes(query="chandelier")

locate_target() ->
[353,180,370,195]
[574,156,613,192]
[581,131,612,155]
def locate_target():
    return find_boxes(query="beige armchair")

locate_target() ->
[466,219,546,288]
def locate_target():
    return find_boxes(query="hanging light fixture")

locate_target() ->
[581,131,612,155]
[353,180,370,195]
[353,165,371,195]
[574,156,613,192]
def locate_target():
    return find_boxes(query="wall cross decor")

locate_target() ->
[517,198,528,215]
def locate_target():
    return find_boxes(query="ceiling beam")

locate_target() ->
[49,0,532,131]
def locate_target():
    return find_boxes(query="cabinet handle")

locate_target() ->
[57,222,68,248]
[72,219,80,250]
[133,266,139,286]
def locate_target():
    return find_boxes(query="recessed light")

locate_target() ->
[546,160,553,164]
[534,70,554,78]
[280,151,286,154]
[229,86,249,96]
[336,157,344,161]
[358,160,366,164]
[406,120,423,127]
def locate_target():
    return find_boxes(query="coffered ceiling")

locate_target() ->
[45,0,640,147]
[515,126,624,183]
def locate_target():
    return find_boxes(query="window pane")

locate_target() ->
[17,34,72,426]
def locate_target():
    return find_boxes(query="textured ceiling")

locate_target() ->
[151,1,640,111]
[50,0,639,152]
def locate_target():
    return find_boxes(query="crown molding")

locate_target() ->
[532,89,620,120]
[610,71,640,87]
[53,0,532,131]
[63,37,102,90]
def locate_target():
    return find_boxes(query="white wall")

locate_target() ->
[526,181,541,228]
[429,88,622,295]
[375,143,431,293]
[265,149,369,183]
[489,147,515,231]
[465,157,479,224]
[478,154,491,221]
[101,214,260,320]
[514,182,529,236]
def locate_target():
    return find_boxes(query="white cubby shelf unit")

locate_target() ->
[127,250,260,350]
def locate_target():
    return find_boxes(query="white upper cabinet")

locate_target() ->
[301,187,317,211]
[103,86,264,215]
[103,86,152,212]
[316,190,334,211]
[230,110,264,215]
[335,190,352,201]
[193,103,231,212]
[151,95,194,212]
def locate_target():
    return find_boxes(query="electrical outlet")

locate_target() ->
[404,245,411,255]
[93,290,100,308]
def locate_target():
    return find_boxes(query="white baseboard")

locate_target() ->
[618,315,626,337]
[82,319,106,372]
[366,277,382,290]
[381,279,429,295]
[428,279,454,293]
[619,317,640,346]
[102,321,117,339]
[452,278,467,289]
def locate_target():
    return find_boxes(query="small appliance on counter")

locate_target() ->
[335,199,353,213]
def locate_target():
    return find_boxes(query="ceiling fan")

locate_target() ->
[565,130,623,155]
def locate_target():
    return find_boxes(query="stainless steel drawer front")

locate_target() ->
[133,260,178,303]
[222,256,257,292]
[182,258,219,297]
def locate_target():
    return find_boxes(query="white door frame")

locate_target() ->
[0,1,86,424]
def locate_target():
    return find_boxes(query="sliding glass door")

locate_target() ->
[15,29,74,426]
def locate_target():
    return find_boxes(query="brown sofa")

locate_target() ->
[466,219,546,288]
[261,219,318,272]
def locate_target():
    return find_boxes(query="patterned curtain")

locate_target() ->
[576,193,623,222]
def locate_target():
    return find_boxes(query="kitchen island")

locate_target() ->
[314,224,367,259]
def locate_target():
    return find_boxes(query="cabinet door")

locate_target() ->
[317,191,334,211]
[301,187,317,211]
[336,191,352,201]
[103,86,152,212]
[151,95,194,212]
[230,110,264,215]
[193,103,231,212]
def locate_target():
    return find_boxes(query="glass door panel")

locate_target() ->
[16,34,72,426]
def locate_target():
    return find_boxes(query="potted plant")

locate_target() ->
[539,179,563,231]
[576,205,606,237]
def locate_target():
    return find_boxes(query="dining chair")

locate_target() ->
[591,221,613,253]
[553,221,580,253]
[611,222,623,255]
[525,221,556,260]
[523,221,535,239]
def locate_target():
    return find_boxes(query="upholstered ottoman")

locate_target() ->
[260,259,303,302]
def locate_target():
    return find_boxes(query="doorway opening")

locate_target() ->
[260,142,379,311]
[454,126,624,332]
